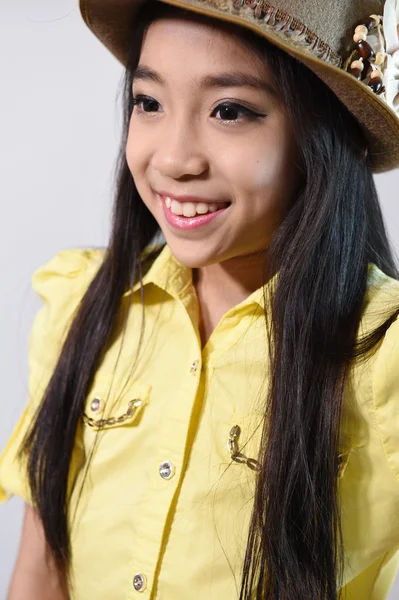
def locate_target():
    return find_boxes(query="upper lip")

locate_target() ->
[156,190,228,204]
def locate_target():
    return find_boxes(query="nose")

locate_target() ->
[151,116,208,179]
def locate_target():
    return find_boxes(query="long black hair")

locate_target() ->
[21,1,399,598]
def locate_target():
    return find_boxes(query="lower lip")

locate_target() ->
[159,195,230,230]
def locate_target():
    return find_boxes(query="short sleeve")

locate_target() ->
[373,314,399,488]
[0,248,104,504]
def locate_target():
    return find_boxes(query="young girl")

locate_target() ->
[1,0,399,598]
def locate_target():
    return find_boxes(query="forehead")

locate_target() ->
[139,16,269,78]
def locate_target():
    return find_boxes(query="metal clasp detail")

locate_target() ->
[82,399,143,429]
[227,424,261,471]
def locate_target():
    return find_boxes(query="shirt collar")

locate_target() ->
[122,243,276,311]
[122,243,191,300]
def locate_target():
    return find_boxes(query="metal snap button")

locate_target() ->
[133,573,147,592]
[90,397,103,413]
[190,359,199,374]
[159,461,175,480]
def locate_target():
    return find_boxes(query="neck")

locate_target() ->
[192,252,267,347]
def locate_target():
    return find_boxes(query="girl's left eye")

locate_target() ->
[212,101,266,123]
[132,95,266,124]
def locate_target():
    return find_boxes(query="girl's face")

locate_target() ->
[126,16,303,268]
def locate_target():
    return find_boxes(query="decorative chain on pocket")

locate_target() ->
[228,426,348,477]
[228,424,261,471]
[82,399,143,429]
[336,452,347,478]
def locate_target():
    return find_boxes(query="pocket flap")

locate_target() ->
[82,379,151,431]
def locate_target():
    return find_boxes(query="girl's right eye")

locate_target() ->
[132,95,160,114]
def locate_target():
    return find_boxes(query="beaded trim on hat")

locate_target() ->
[193,0,342,67]
[345,0,399,116]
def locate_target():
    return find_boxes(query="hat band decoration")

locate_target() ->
[230,0,342,67]
[345,0,399,115]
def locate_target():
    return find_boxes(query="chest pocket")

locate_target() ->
[69,377,152,513]
[221,410,353,481]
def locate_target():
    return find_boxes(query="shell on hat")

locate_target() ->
[79,0,399,172]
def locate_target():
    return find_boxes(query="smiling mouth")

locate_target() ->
[163,195,230,217]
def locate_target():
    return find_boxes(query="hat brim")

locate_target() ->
[80,0,399,173]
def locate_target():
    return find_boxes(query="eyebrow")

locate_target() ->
[132,65,277,97]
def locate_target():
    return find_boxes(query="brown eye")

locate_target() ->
[132,95,160,113]
[213,102,266,123]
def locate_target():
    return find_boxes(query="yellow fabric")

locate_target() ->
[1,244,399,599]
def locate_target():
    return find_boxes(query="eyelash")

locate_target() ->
[131,94,266,125]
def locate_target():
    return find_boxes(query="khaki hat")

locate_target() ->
[79,0,399,173]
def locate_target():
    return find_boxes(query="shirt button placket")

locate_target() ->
[127,347,202,596]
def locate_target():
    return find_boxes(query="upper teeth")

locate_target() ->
[164,196,226,217]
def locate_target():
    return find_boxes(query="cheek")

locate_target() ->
[228,128,300,236]
[244,128,300,204]
[225,143,288,199]
[125,119,149,180]
[221,122,291,189]
[125,133,140,177]
[125,128,155,214]
[250,157,280,191]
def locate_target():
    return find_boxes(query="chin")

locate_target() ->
[164,236,221,269]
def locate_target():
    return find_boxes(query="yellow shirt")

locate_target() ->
[1,243,399,599]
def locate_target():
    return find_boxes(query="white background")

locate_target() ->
[0,1,398,597]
